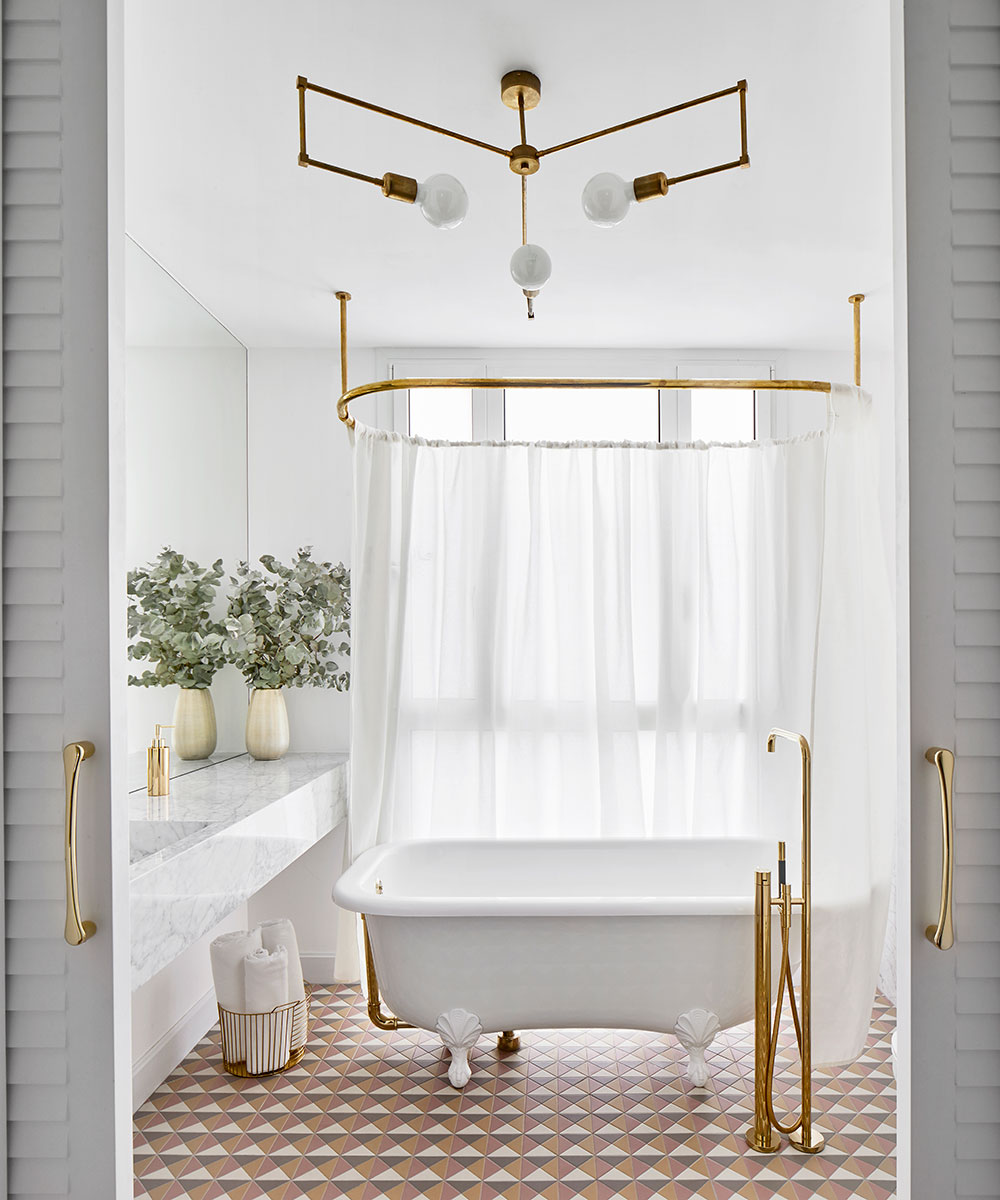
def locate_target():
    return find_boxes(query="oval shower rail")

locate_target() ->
[332,291,863,429]
[337,375,834,429]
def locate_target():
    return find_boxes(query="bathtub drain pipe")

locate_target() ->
[361,915,414,1032]
[745,729,825,1155]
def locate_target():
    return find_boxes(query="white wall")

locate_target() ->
[247,347,374,753]
[236,348,376,983]
[247,823,347,984]
[131,904,248,1108]
[130,349,362,1098]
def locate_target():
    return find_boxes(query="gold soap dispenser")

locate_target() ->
[147,724,174,797]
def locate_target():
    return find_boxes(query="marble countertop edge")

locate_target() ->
[130,753,349,989]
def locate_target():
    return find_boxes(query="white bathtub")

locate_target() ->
[334,837,790,1087]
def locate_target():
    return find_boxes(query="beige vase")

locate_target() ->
[172,687,218,760]
[245,688,290,761]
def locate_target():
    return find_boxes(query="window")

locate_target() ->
[689,388,757,443]
[392,355,776,445]
[503,386,659,443]
[408,387,473,440]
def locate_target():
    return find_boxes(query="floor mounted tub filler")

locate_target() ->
[333,836,796,1090]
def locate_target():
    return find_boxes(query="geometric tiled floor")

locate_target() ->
[134,987,895,1200]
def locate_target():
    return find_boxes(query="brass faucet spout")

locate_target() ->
[766,726,809,758]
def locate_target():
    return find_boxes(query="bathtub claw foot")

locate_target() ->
[435,1008,482,1088]
[674,1008,720,1088]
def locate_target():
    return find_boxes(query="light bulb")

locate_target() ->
[415,173,468,229]
[509,243,552,290]
[581,172,633,227]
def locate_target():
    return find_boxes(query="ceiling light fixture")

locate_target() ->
[297,71,749,319]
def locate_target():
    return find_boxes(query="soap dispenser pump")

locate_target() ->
[147,724,174,797]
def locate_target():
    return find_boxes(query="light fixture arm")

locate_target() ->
[537,79,748,162]
[299,70,751,316]
[298,73,748,204]
[297,75,508,162]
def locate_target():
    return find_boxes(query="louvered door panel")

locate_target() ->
[3,0,130,1195]
[951,0,1000,1195]
[3,8,70,1190]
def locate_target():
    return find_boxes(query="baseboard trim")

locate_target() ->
[132,987,218,1111]
[301,953,338,985]
[133,956,338,1109]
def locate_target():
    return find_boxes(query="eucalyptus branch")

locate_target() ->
[224,548,350,691]
[127,549,228,689]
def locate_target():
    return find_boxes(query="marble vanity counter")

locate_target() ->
[129,753,348,989]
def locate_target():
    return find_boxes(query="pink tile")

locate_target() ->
[135,986,896,1200]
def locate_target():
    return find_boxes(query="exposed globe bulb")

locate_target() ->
[510,243,552,290]
[581,172,633,227]
[416,174,468,229]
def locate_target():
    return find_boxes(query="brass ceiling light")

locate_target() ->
[297,71,749,319]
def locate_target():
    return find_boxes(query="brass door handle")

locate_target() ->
[63,741,97,946]
[925,746,955,951]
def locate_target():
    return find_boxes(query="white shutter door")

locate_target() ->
[952,4,1000,1194]
[907,1,1000,1198]
[3,1,131,1197]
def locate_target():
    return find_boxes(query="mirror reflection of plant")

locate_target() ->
[128,549,228,688]
[224,548,350,691]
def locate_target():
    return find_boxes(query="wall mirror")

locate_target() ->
[125,237,249,776]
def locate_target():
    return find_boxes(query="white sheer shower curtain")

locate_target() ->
[339,383,892,1066]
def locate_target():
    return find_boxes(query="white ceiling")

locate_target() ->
[124,0,894,352]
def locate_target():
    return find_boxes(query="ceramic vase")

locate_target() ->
[245,688,290,760]
[172,687,218,760]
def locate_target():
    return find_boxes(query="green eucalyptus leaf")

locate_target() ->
[126,549,229,688]
[223,548,351,690]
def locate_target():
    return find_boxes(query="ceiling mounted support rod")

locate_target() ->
[335,290,351,397]
[849,294,864,386]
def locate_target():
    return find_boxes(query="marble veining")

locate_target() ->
[129,819,210,865]
[130,753,347,989]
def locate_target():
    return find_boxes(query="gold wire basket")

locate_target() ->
[218,991,309,1078]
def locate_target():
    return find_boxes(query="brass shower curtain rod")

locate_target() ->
[334,292,865,430]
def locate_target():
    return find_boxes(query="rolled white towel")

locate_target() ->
[245,946,291,1074]
[210,928,262,1012]
[257,918,306,1002]
[258,917,308,1052]
[245,945,288,1012]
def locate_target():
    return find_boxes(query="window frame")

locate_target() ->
[375,349,786,444]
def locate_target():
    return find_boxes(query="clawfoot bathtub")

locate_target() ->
[334,837,787,1089]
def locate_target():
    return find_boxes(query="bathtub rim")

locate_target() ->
[333,836,773,918]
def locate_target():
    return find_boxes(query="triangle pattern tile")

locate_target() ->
[134,984,896,1199]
